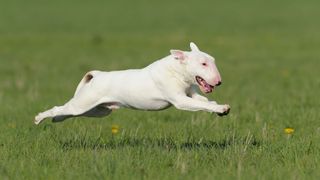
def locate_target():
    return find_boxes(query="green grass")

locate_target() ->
[1,0,320,179]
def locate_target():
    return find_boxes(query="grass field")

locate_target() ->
[1,0,320,179]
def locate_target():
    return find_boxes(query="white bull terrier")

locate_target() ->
[35,42,230,125]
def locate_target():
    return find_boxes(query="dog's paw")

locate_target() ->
[216,104,230,116]
[34,114,43,125]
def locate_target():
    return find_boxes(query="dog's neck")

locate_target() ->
[168,56,194,85]
[147,56,195,90]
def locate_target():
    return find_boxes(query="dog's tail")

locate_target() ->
[74,70,99,97]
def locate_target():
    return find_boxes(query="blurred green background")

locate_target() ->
[0,0,319,179]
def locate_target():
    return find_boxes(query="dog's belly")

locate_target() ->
[126,99,172,111]
[88,69,172,111]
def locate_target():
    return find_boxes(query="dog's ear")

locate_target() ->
[170,50,186,60]
[190,42,200,52]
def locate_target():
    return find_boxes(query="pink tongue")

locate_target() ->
[200,80,213,93]
[200,81,212,92]
[204,84,212,92]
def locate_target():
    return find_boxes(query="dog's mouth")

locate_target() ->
[195,76,214,93]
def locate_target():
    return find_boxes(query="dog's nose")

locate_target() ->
[216,81,222,86]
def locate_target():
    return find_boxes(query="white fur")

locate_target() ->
[35,42,230,125]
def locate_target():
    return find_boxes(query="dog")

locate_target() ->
[35,42,230,125]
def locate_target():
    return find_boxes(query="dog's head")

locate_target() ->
[170,42,222,93]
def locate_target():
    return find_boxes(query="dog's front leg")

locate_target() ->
[191,93,218,105]
[170,95,230,114]
[188,86,217,104]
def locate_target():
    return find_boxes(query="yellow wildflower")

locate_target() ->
[284,127,294,135]
[111,125,119,134]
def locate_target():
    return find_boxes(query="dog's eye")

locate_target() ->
[202,63,207,66]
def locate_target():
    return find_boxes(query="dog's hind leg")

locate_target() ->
[35,96,118,125]
[50,115,73,123]
[34,102,81,125]
[35,95,96,125]
[35,71,99,124]
[35,71,115,125]
[81,105,112,118]
[51,104,112,123]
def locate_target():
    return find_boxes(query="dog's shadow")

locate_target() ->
[58,136,261,151]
